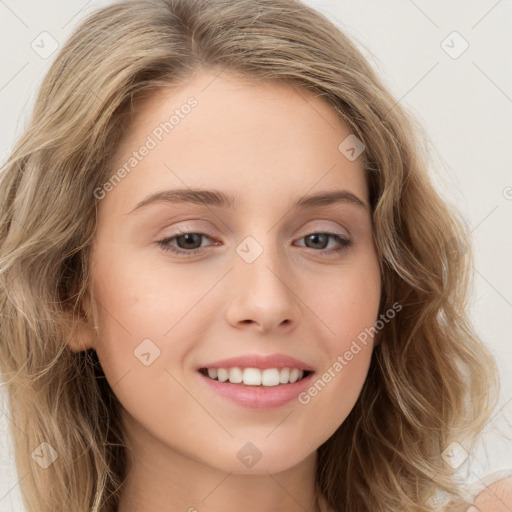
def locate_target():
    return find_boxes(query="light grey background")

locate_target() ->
[1,1,511,510]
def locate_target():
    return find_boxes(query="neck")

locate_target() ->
[116,410,322,512]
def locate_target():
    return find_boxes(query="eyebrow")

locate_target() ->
[127,188,369,214]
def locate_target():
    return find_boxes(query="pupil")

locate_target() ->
[178,233,201,249]
[307,234,328,249]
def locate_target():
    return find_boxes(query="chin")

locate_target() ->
[200,439,316,475]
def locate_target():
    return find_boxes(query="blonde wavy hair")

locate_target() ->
[0,0,499,511]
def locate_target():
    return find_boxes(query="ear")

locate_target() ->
[61,288,98,353]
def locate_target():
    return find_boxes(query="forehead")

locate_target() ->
[101,70,368,216]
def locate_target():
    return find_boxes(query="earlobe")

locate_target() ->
[64,314,97,352]
[61,289,98,353]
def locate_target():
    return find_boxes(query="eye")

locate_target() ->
[156,230,352,258]
[156,231,216,257]
[294,232,353,253]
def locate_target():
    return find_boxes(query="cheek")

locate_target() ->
[296,254,380,431]
[310,252,381,346]
[88,254,177,382]
[297,345,372,448]
[92,249,194,337]
[89,258,201,441]
[89,250,223,406]
[298,299,378,443]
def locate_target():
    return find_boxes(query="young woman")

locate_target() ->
[0,0,509,510]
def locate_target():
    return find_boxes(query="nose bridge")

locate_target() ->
[226,233,299,330]
[235,234,287,289]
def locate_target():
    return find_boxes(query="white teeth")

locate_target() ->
[228,367,243,384]
[217,368,229,382]
[204,367,306,386]
[243,367,261,385]
[261,368,280,386]
[289,368,300,383]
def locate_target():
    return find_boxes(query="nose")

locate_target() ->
[225,241,301,334]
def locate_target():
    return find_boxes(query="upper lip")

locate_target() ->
[199,353,315,372]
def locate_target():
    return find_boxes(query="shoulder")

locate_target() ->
[466,475,512,512]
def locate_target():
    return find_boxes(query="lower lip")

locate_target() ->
[198,371,314,409]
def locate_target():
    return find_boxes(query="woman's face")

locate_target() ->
[79,69,381,476]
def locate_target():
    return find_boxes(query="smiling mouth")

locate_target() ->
[198,367,313,386]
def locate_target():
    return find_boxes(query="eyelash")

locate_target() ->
[156,230,353,258]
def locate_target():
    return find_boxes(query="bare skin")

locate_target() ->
[467,475,512,511]
[69,68,382,512]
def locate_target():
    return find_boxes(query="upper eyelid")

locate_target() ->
[163,220,351,238]
[162,228,350,240]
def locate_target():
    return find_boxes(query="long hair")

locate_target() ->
[0,0,498,510]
